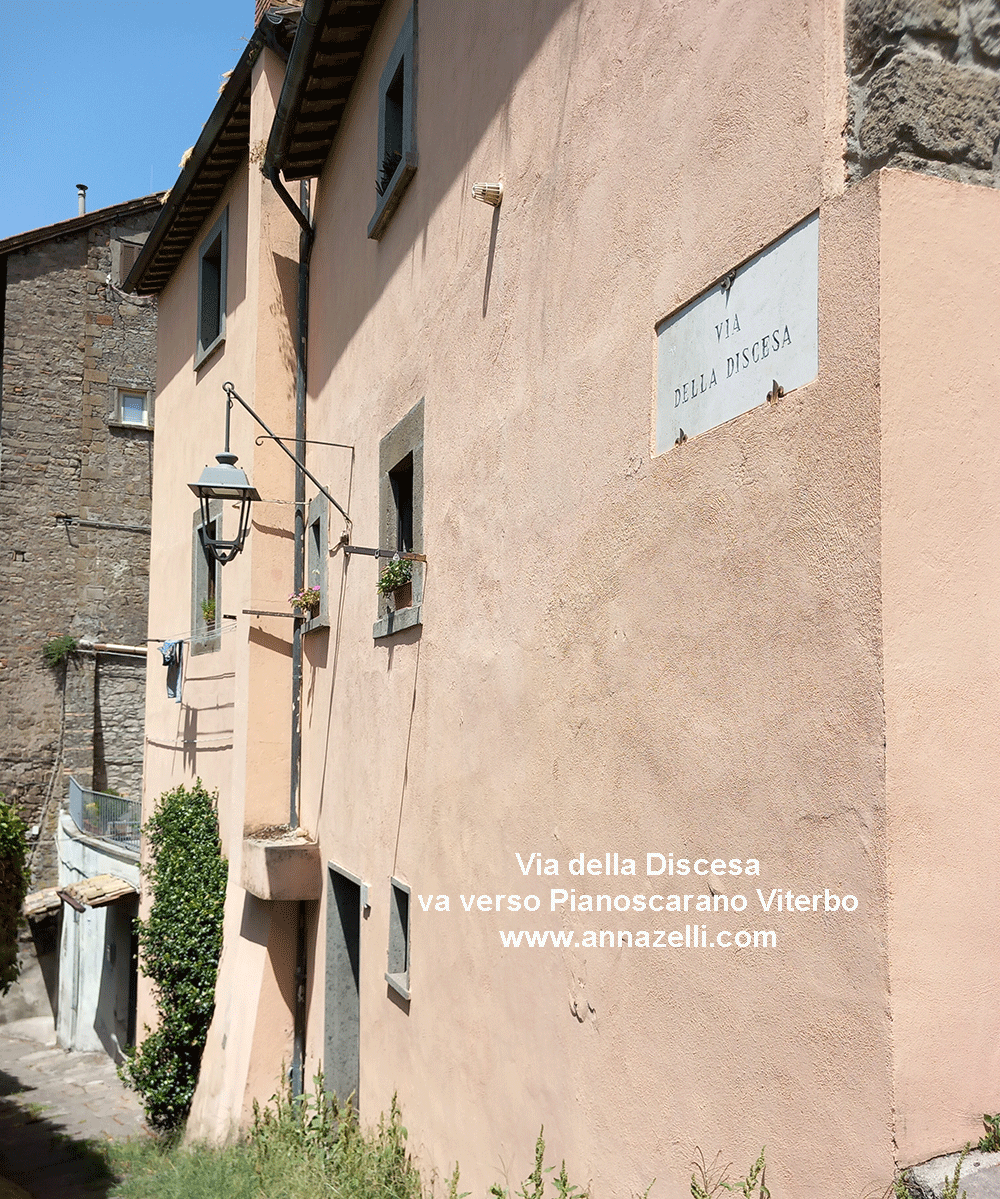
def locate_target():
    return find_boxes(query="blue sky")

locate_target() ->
[0,1,255,240]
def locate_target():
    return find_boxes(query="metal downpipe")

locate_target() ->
[266,168,313,1099]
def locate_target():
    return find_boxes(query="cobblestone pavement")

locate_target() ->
[0,1015,147,1198]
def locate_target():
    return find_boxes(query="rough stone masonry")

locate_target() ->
[847,0,1000,185]
[0,198,160,887]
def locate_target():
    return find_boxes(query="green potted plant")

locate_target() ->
[200,597,216,627]
[377,556,412,610]
[289,586,321,618]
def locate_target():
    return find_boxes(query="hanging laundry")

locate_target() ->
[159,639,183,702]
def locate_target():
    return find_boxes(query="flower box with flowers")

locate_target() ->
[289,586,321,618]
[376,556,413,610]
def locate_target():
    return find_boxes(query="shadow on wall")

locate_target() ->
[270,250,299,383]
[310,0,580,393]
[157,169,249,390]
[0,915,61,1025]
[29,914,60,1020]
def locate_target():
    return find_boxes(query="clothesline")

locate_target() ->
[148,620,238,646]
[155,620,238,705]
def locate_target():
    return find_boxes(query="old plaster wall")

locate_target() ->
[291,2,892,1197]
[141,47,302,1135]
[0,204,158,887]
[880,169,1000,1162]
[140,0,1000,1189]
[846,0,1000,185]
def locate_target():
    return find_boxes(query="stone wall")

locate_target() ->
[847,0,1000,185]
[93,654,146,797]
[0,202,159,887]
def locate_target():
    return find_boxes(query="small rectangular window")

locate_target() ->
[368,8,417,240]
[113,387,153,428]
[191,505,222,654]
[374,399,423,639]
[303,495,330,631]
[389,454,413,553]
[196,209,228,367]
[385,877,410,1000]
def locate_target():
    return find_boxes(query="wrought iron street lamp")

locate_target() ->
[189,382,351,566]
[189,392,261,565]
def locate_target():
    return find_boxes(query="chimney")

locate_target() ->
[76,183,88,216]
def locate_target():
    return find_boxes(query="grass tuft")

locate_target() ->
[105,1075,425,1199]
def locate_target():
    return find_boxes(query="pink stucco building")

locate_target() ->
[128,2,1000,1194]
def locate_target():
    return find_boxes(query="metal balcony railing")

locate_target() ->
[67,777,141,855]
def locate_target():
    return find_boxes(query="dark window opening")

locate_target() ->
[309,518,323,587]
[368,8,416,239]
[192,505,222,653]
[378,62,405,194]
[200,237,222,347]
[389,454,414,553]
[204,524,217,601]
[196,209,227,366]
[202,521,217,628]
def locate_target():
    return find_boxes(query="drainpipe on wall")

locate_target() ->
[265,164,314,1098]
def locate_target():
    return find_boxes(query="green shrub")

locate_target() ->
[0,799,28,996]
[119,781,227,1132]
[42,634,78,669]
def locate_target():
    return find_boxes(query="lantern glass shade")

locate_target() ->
[189,455,261,564]
[189,460,261,501]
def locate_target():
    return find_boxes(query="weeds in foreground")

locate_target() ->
[104,1086,594,1199]
[249,1079,424,1199]
[488,1127,589,1199]
[941,1145,969,1199]
[891,1173,911,1199]
[106,1075,424,1199]
[889,1140,971,1199]
[978,1113,1000,1153]
[691,1147,769,1199]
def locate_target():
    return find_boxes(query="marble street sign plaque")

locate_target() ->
[655,212,819,454]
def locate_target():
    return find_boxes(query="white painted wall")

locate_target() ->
[56,813,140,1058]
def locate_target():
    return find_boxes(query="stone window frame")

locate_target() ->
[373,398,423,640]
[367,6,417,241]
[303,494,330,633]
[110,385,154,430]
[191,503,222,655]
[385,876,411,1001]
[195,208,228,368]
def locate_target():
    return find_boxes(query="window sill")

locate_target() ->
[372,603,421,640]
[190,631,221,657]
[385,971,410,1001]
[108,420,153,432]
[368,156,417,241]
[194,333,225,371]
[302,611,329,634]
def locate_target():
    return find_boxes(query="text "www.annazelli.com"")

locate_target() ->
[499,927,777,949]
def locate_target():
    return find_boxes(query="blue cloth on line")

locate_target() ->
[159,639,183,703]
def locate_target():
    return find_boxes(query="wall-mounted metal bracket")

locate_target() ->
[343,546,427,562]
[254,434,354,452]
